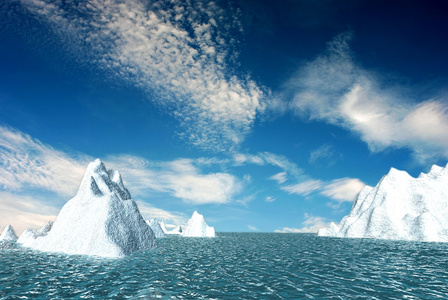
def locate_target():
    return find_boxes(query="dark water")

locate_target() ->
[1,233,448,299]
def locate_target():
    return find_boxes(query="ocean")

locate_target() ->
[1,233,448,299]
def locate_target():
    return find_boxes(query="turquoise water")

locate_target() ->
[1,233,448,299]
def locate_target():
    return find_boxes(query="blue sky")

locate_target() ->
[1,0,447,234]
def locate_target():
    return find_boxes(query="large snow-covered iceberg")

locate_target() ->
[182,211,215,237]
[146,218,165,238]
[318,164,448,242]
[19,159,156,257]
[0,225,18,242]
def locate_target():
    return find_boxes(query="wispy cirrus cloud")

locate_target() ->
[283,177,365,202]
[0,126,89,197]
[19,0,266,151]
[288,31,448,162]
[107,155,243,205]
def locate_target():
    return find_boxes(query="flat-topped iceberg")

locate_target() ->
[182,211,215,237]
[318,164,448,242]
[18,159,156,257]
[0,225,18,242]
[146,218,165,238]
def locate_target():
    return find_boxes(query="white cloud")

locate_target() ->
[107,155,243,205]
[135,200,187,226]
[248,225,257,231]
[270,172,287,184]
[20,0,266,151]
[0,126,90,197]
[282,179,323,196]
[309,144,335,165]
[0,191,58,235]
[265,196,276,202]
[282,176,365,203]
[321,178,365,202]
[288,31,448,162]
[275,213,329,233]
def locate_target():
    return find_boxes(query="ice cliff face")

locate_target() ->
[318,164,448,242]
[146,218,165,238]
[19,159,156,257]
[182,211,215,237]
[0,225,18,242]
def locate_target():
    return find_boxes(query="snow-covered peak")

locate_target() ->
[77,158,131,201]
[19,159,156,257]
[182,211,215,237]
[0,225,18,242]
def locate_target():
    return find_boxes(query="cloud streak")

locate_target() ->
[275,213,329,233]
[283,177,365,202]
[288,31,448,162]
[0,126,89,197]
[19,0,266,151]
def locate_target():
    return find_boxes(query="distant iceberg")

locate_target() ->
[146,218,165,238]
[18,221,53,245]
[18,159,156,258]
[318,164,448,242]
[0,225,18,242]
[182,211,215,237]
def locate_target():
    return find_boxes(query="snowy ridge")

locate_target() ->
[182,211,215,237]
[19,159,156,257]
[166,225,183,235]
[146,218,165,238]
[18,221,53,246]
[0,225,18,242]
[318,163,448,242]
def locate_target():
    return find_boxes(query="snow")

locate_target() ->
[318,163,448,242]
[0,225,18,242]
[159,220,169,234]
[182,211,215,237]
[18,221,53,246]
[18,159,156,257]
[146,218,165,238]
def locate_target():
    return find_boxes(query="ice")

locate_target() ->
[182,211,215,237]
[146,218,165,238]
[159,220,169,234]
[163,225,182,235]
[18,159,156,257]
[0,225,18,242]
[318,163,448,242]
[18,221,53,246]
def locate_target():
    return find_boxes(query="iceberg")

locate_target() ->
[18,159,156,257]
[0,225,18,242]
[167,225,183,235]
[159,220,169,234]
[182,211,215,237]
[318,164,448,242]
[146,218,165,238]
[18,221,53,245]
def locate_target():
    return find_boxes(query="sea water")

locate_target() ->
[1,233,448,299]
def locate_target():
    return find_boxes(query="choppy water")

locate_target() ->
[1,233,448,299]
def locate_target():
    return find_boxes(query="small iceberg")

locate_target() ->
[182,211,215,237]
[0,225,18,242]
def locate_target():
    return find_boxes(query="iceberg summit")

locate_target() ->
[0,225,18,242]
[182,211,215,237]
[319,164,448,242]
[18,159,156,258]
